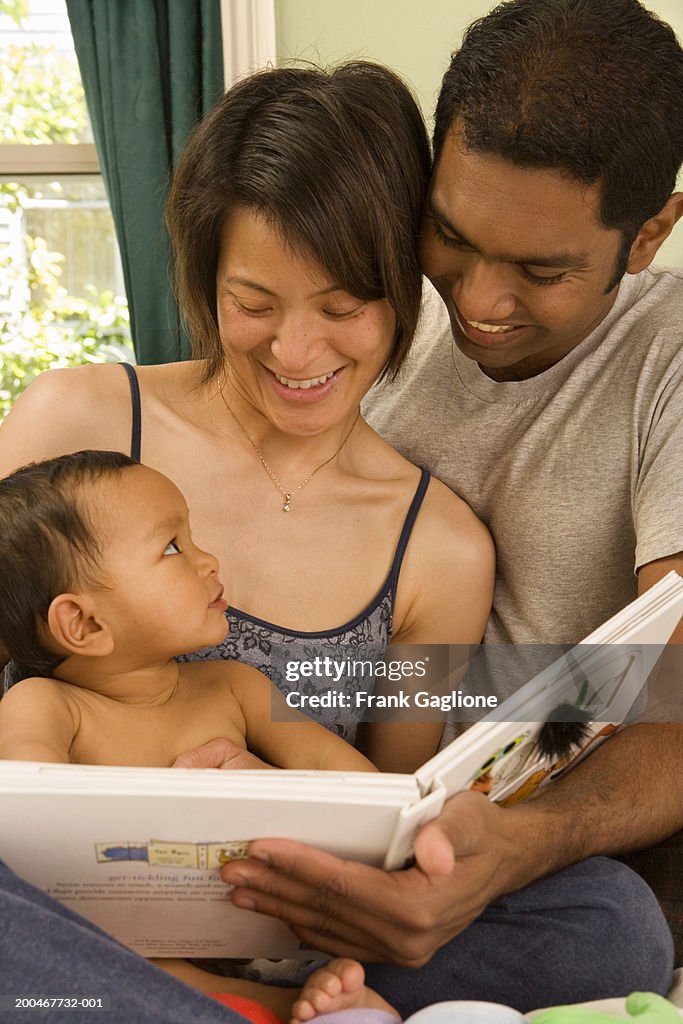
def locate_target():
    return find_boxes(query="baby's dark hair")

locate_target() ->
[0,450,137,680]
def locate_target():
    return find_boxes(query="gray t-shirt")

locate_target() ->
[364,266,683,649]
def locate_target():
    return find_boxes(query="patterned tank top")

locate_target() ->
[122,362,431,742]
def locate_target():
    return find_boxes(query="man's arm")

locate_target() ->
[0,678,77,762]
[218,556,683,965]
[494,552,683,886]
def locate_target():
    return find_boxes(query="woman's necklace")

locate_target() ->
[219,386,360,512]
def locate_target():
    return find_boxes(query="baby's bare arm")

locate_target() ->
[229,664,376,773]
[0,678,77,761]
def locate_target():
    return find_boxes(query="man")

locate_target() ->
[217,0,683,1013]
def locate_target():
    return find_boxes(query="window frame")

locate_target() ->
[0,143,99,176]
[221,0,276,84]
[0,1,276,178]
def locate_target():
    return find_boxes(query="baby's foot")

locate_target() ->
[290,958,399,1023]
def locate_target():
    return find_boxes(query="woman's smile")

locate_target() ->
[267,365,345,403]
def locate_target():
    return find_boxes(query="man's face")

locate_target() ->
[419,127,628,381]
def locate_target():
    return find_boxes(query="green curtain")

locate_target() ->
[65,0,224,363]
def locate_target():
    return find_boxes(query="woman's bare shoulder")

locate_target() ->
[413,478,495,609]
[0,360,195,477]
[391,474,495,645]
[358,426,494,591]
[363,423,490,546]
[421,475,492,553]
[0,363,132,475]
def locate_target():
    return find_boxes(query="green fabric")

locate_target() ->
[533,992,681,1024]
[65,0,224,363]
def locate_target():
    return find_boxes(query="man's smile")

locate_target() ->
[465,319,517,334]
[451,305,528,348]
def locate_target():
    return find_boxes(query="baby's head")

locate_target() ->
[0,451,227,682]
[0,450,134,679]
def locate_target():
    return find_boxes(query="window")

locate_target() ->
[0,0,132,420]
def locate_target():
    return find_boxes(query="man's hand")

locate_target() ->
[219,791,518,965]
[216,721,683,965]
[172,737,275,771]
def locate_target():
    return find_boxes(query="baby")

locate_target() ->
[0,449,395,1023]
[0,450,374,774]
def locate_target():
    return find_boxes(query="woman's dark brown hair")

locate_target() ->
[165,61,431,383]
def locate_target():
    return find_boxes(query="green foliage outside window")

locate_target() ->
[0,40,87,144]
[0,0,134,420]
[0,238,131,420]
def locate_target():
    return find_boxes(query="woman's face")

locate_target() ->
[215,206,396,437]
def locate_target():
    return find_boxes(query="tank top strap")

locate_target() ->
[388,466,431,597]
[120,362,141,462]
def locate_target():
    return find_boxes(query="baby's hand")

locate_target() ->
[172,737,275,770]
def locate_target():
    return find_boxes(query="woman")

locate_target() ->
[0,62,493,773]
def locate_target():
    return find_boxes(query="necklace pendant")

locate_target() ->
[282,494,292,512]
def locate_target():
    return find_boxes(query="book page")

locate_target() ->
[0,766,417,957]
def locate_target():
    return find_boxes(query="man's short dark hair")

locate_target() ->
[0,450,136,680]
[434,0,683,247]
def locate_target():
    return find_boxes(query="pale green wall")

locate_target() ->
[274,0,490,126]
[274,0,683,268]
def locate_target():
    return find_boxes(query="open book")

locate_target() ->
[0,572,681,958]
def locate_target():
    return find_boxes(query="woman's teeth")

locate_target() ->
[274,370,335,389]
